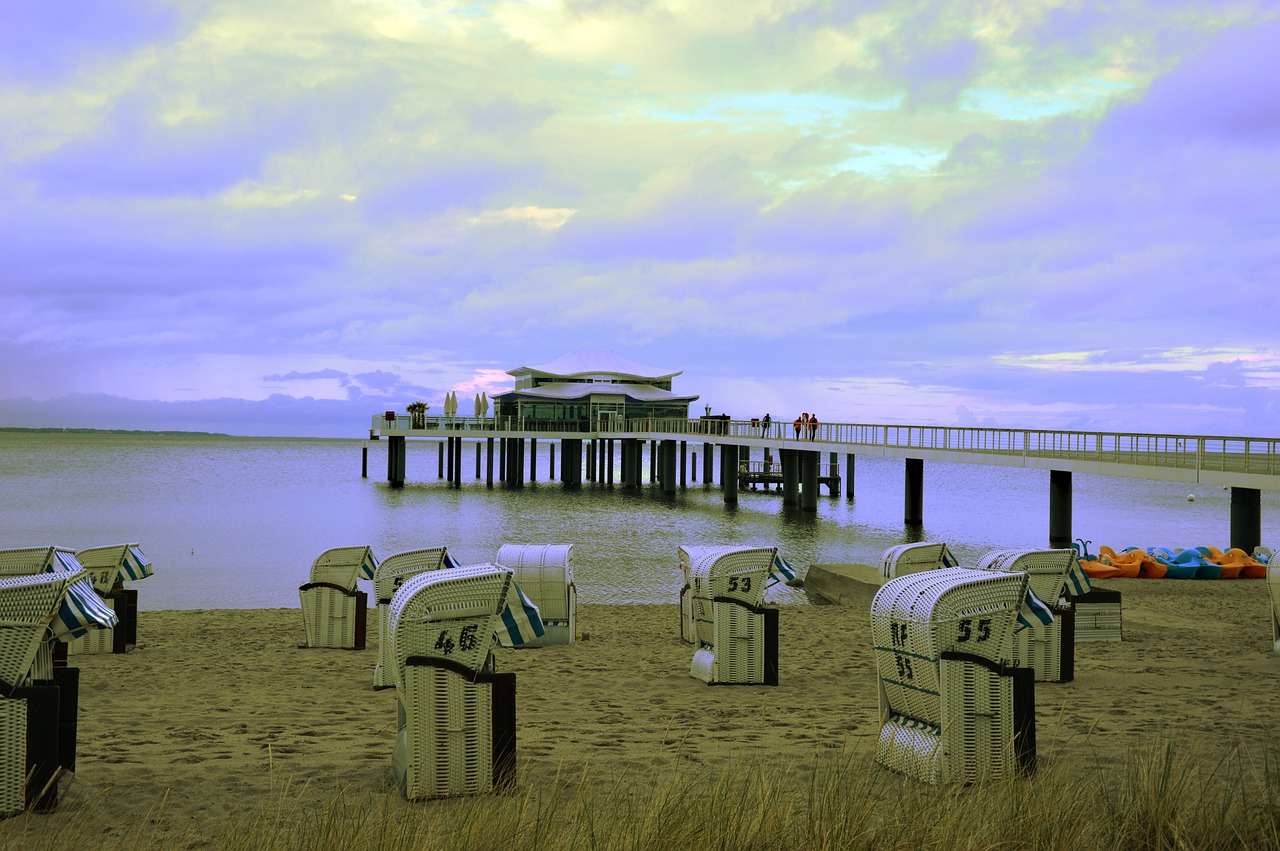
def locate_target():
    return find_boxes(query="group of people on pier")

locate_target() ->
[752,412,820,440]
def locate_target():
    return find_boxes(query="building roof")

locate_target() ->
[508,349,682,381]
[493,383,699,403]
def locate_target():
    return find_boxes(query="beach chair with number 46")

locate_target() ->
[387,565,518,800]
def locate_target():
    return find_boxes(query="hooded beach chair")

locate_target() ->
[0,565,116,816]
[67,544,152,655]
[494,544,575,647]
[973,548,1084,683]
[871,567,1036,784]
[372,547,454,689]
[298,546,379,650]
[684,546,780,685]
[879,542,958,578]
[387,564,519,800]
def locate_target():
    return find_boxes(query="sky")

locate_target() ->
[2,0,1279,438]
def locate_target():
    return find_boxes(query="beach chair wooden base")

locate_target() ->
[1069,589,1123,643]
[0,681,61,817]
[48,667,78,777]
[876,654,1035,784]
[1002,607,1074,683]
[393,657,516,800]
[298,584,367,650]
[690,603,778,685]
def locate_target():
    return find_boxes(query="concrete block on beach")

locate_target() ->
[803,564,887,609]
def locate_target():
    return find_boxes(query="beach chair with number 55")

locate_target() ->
[871,567,1035,784]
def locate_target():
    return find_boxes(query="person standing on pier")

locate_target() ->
[809,414,819,440]
[794,415,803,439]
[761,413,771,437]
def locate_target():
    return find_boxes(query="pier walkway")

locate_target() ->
[368,414,1279,552]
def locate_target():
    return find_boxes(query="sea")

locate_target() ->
[2,431,1276,611]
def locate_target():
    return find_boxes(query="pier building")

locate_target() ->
[491,350,698,429]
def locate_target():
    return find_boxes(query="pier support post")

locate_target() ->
[680,441,687,488]
[438,441,444,479]
[453,437,462,488]
[829,451,839,497]
[475,443,481,480]
[703,444,714,486]
[650,440,657,483]
[499,438,506,483]
[362,446,367,478]
[662,440,677,494]
[845,454,855,501]
[486,438,494,488]
[904,458,923,526]
[782,449,798,506]
[801,450,818,512]
[387,436,406,488]
[721,444,738,504]
[1049,470,1072,549]
[607,439,615,485]
[1230,486,1262,554]
[530,438,538,483]
[550,443,556,481]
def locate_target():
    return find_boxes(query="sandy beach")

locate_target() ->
[4,578,1279,848]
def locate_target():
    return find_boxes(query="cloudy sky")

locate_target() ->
[2,1,1278,438]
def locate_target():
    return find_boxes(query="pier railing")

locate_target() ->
[371,415,1280,478]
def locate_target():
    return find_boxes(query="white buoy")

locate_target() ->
[1187,493,1195,501]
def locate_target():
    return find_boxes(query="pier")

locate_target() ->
[367,414,1280,554]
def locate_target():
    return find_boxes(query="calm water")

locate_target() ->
[2,432,1276,610]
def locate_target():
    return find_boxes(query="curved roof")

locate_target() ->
[493,383,698,403]
[508,349,681,381]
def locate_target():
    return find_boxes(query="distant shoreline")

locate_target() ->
[0,426,233,437]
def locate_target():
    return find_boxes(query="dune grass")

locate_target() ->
[4,737,1279,850]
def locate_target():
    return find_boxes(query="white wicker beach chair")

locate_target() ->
[871,567,1036,784]
[67,544,151,655]
[0,570,91,816]
[298,546,378,650]
[372,547,452,689]
[1267,564,1280,657]
[685,546,779,685]
[494,544,575,647]
[879,542,956,578]
[387,564,517,800]
[973,548,1079,683]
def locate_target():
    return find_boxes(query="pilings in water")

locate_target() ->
[1231,486,1261,553]
[904,458,923,526]
[387,435,405,488]
[1049,470,1072,550]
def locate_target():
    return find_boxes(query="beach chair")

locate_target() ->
[871,567,1036,784]
[0,569,104,816]
[879,542,957,578]
[494,544,575,647]
[298,546,378,650]
[66,544,151,655]
[685,546,779,685]
[372,547,453,689]
[1268,565,1280,657]
[388,564,517,800]
[1068,588,1123,642]
[973,548,1081,683]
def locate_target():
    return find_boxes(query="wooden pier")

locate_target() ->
[366,414,1280,552]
